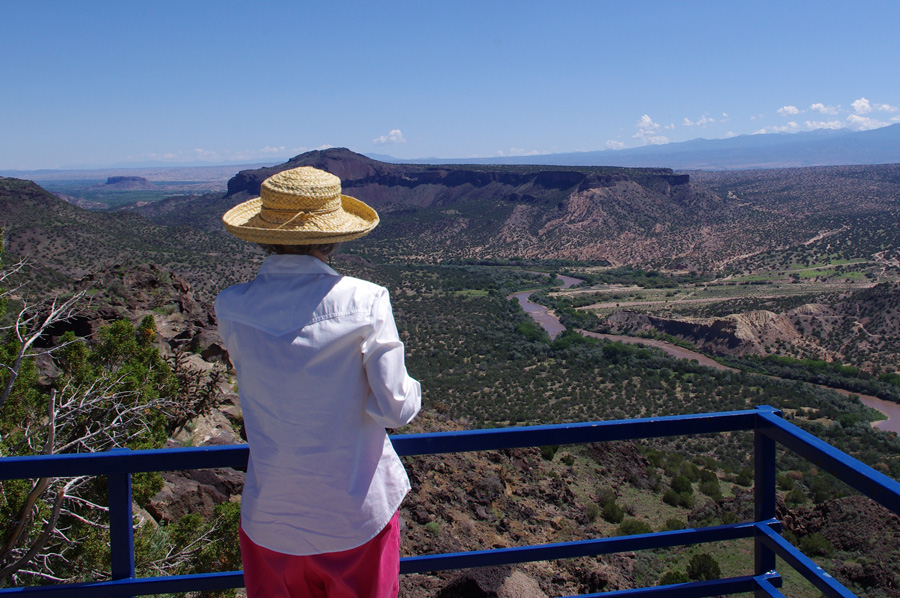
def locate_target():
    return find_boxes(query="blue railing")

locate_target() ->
[1,405,899,597]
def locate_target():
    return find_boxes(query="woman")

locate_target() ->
[215,166,421,598]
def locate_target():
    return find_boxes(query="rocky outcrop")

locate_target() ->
[781,496,900,595]
[147,462,244,523]
[98,176,157,190]
[225,148,689,212]
[48,263,221,354]
[435,567,548,598]
[603,309,802,356]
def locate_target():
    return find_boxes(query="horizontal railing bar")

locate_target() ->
[755,523,856,598]
[0,571,243,597]
[562,574,768,597]
[0,444,249,480]
[0,525,766,597]
[0,408,764,480]
[391,408,761,457]
[400,521,761,574]
[756,411,900,517]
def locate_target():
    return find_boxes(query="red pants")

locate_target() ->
[239,511,401,598]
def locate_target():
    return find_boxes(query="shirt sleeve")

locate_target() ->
[361,289,422,429]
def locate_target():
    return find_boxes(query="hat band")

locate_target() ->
[258,200,342,226]
[261,185,341,212]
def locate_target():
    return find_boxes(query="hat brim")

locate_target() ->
[222,194,379,245]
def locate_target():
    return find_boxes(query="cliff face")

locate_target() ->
[225,148,690,209]
[219,148,724,266]
[603,309,803,356]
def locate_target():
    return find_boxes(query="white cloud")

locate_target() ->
[847,113,889,131]
[633,114,669,145]
[373,129,406,145]
[684,114,717,127]
[849,97,894,114]
[725,131,736,138]
[777,105,801,116]
[810,103,840,115]
[852,98,873,114]
[753,122,801,134]
[850,97,897,114]
[805,120,843,130]
[606,140,625,150]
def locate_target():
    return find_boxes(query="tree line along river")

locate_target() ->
[510,274,900,435]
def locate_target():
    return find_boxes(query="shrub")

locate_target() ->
[785,488,807,505]
[799,533,834,557]
[602,500,625,524]
[424,521,441,536]
[720,511,739,524]
[734,469,753,487]
[776,472,795,491]
[658,570,691,585]
[662,518,686,531]
[699,469,718,483]
[680,462,701,482]
[663,489,695,509]
[540,445,560,460]
[617,518,653,536]
[699,479,722,499]
[687,553,722,581]
[597,488,617,506]
[560,453,575,466]
[671,475,693,494]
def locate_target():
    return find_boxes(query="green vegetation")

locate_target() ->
[722,354,900,403]
[0,246,226,588]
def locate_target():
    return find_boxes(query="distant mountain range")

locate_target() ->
[369,124,900,171]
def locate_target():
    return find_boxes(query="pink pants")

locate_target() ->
[239,511,401,598]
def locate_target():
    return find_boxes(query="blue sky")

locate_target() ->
[1,0,898,170]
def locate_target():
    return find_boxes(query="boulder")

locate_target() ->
[435,566,548,598]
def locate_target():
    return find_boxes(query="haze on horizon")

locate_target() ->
[1,0,899,171]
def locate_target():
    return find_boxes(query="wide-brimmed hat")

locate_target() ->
[222,166,379,245]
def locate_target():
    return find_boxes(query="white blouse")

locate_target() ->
[215,254,421,555]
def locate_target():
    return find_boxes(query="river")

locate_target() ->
[512,277,900,434]
[510,274,583,339]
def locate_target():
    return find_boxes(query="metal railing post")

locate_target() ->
[754,406,779,594]
[108,447,135,595]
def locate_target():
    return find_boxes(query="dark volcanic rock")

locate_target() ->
[147,467,243,523]
[435,566,512,598]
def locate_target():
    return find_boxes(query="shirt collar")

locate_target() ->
[258,254,340,277]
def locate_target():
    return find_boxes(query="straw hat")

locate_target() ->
[222,166,379,244]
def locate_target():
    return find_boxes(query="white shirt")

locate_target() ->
[214,254,421,555]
